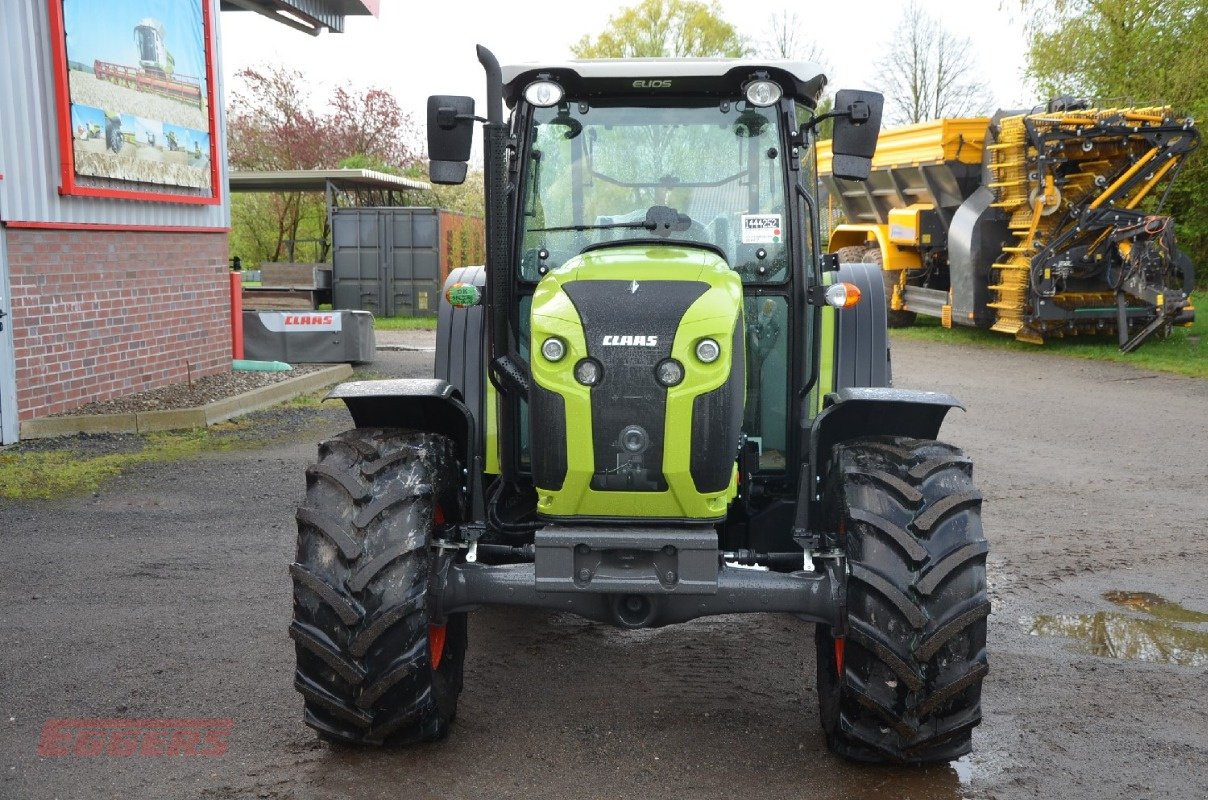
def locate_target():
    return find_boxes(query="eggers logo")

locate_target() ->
[38,719,232,757]
[602,335,659,346]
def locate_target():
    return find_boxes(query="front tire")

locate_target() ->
[816,436,989,763]
[291,429,467,745]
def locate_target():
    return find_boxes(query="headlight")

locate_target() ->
[695,338,720,363]
[745,80,782,107]
[541,336,566,362]
[574,358,601,386]
[524,80,564,107]
[655,359,684,387]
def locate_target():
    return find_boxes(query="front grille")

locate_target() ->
[690,318,745,492]
[562,280,710,492]
[530,383,567,490]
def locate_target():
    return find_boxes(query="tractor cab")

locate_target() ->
[508,61,823,520]
[427,56,885,525]
[510,64,818,282]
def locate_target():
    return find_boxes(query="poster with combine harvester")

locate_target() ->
[50,0,219,203]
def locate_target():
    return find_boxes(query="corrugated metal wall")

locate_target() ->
[0,1,230,229]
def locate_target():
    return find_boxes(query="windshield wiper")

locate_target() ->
[530,219,653,233]
[530,205,693,234]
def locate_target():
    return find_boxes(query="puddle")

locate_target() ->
[1029,591,1208,666]
[822,754,977,800]
[1102,590,1208,623]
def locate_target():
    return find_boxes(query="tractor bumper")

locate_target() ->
[439,526,844,629]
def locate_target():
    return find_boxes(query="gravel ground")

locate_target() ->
[54,365,328,416]
[1,341,1206,800]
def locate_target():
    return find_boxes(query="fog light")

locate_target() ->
[524,80,564,107]
[695,338,720,363]
[541,336,566,362]
[745,80,782,107]
[655,359,684,386]
[620,424,648,453]
[574,358,601,386]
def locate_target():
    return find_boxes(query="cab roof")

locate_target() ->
[502,58,828,108]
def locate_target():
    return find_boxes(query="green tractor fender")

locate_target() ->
[326,377,476,488]
[797,387,964,533]
[810,387,963,472]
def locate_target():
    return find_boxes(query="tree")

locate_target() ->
[757,9,826,63]
[873,1,991,125]
[1021,0,1208,279]
[572,0,747,58]
[226,66,422,265]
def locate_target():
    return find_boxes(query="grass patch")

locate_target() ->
[373,316,438,331]
[0,425,247,501]
[279,391,327,408]
[891,292,1206,379]
[0,450,129,500]
[309,305,436,331]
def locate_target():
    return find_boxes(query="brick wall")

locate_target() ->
[5,228,230,420]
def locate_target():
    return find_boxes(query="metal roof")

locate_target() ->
[220,0,378,35]
[502,58,825,87]
[228,169,430,193]
[501,58,828,107]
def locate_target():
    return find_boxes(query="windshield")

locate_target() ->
[519,101,789,283]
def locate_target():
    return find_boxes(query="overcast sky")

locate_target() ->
[219,0,1034,134]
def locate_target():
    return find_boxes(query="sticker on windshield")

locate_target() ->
[741,214,782,244]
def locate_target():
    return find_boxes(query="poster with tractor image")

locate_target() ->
[58,0,213,192]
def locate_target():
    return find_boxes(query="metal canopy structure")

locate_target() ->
[228,168,432,263]
[230,168,430,211]
[230,168,429,194]
[219,0,379,35]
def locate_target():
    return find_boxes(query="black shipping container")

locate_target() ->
[331,207,483,317]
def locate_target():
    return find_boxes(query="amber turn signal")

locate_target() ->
[824,282,862,309]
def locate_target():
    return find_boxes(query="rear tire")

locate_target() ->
[835,245,868,264]
[864,247,917,328]
[815,435,989,763]
[291,429,467,745]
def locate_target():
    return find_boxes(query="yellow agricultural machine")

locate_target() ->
[819,101,1200,351]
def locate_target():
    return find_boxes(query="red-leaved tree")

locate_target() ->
[227,66,421,263]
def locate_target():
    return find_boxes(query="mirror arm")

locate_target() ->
[801,110,847,135]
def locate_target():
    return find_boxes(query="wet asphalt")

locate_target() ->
[1,337,1206,799]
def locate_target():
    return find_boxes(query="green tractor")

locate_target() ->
[290,47,989,764]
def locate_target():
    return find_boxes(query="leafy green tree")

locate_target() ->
[1022,0,1208,278]
[572,0,747,58]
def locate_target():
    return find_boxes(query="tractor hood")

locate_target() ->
[528,243,745,521]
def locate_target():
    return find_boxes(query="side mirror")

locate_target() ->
[427,95,476,185]
[830,89,884,182]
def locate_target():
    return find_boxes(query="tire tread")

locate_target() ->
[816,435,989,764]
